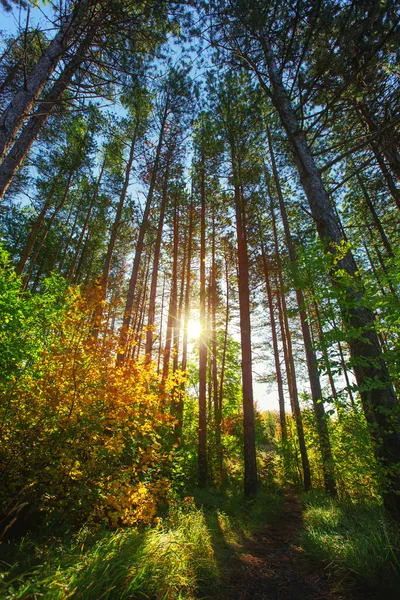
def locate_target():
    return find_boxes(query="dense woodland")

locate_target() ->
[0,0,400,598]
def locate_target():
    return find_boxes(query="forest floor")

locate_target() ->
[2,488,398,599]
[202,493,352,600]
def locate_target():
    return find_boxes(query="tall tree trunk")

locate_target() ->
[210,201,222,479]
[355,170,394,257]
[0,28,96,200]
[198,156,208,488]
[312,300,340,409]
[181,201,194,372]
[145,163,169,359]
[357,102,400,182]
[0,0,91,161]
[67,153,107,281]
[260,38,400,512]
[271,199,312,490]
[162,199,179,382]
[22,171,73,290]
[174,227,187,374]
[15,167,63,274]
[217,244,230,478]
[157,275,166,375]
[260,240,287,440]
[118,100,168,360]
[233,175,258,496]
[93,125,139,336]
[133,259,151,360]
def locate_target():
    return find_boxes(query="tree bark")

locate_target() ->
[233,177,258,496]
[0,0,91,161]
[145,162,170,359]
[118,100,168,360]
[271,197,312,490]
[198,154,208,488]
[67,152,107,281]
[0,26,96,200]
[181,201,194,372]
[260,240,287,440]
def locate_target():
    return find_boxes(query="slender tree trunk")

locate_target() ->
[233,174,258,496]
[217,245,230,478]
[198,156,208,488]
[15,167,63,274]
[67,154,107,281]
[355,170,393,257]
[267,135,336,495]
[210,201,222,478]
[181,201,194,372]
[145,162,170,358]
[162,200,179,382]
[22,171,73,290]
[47,199,75,274]
[118,100,168,360]
[93,126,139,336]
[312,301,340,408]
[157,275,166,375]
[174,228,187,374]
[271,200,312,490]
[357,102,400,182]
[133,259,151,360]
[260,241,286,440]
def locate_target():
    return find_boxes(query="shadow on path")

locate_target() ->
[201,493,348,600]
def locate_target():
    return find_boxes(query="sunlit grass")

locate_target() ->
[0,502,217,600]
[299,491,400,596]
[0,488,283,600]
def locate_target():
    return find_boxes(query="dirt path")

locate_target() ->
[212,494,347,600]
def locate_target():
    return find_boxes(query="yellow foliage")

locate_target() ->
[0,285,178,531]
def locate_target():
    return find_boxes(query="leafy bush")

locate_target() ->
[0,254,176,534]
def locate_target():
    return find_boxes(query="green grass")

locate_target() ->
[0,502,217,599]
[0,487,282,600]
[299,491,400,597]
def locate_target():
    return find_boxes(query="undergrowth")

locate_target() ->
[0,487,282,600]
[299,491,400,597]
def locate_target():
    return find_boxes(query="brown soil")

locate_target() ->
[210,494,350,600]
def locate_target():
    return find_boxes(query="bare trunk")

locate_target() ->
[271,198,311,490]
[260,241,286,440]
[181,202,194,372]
[162,200,179,382]
[198,157,208,488]
[67,154,107,281]
[118,101,168,360]
[234,178,258,496]
[145,172,168,359]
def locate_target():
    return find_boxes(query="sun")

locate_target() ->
[186,318,202,340]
